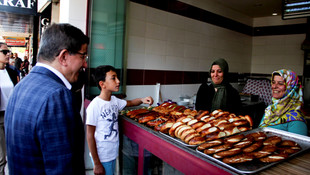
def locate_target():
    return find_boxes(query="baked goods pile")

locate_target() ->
[197,131,302,164]
[125,102,253,145]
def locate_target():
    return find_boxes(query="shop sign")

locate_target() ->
[0,0,37,15]
[4,37,26,46]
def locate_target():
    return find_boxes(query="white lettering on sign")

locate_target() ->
[0,0,35,9]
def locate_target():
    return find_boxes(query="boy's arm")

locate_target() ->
[126,96,154,107]
[86,125,105,175]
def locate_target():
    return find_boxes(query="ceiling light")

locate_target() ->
[272,13,278,16]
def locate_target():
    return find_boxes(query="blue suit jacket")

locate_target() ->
[5,66,85,175]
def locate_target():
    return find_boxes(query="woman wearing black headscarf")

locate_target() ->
[195,58,241,114]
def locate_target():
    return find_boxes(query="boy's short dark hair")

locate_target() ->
[94,65,116,90]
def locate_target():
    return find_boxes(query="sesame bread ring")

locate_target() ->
[204,143,232,155]
[169,122,184,137]
[279,140,299,147]
[196,123,212,133]
[176,116,187,123]
[222,153,254,164]
[251,150,273,159]
[200,126,220,137]
[180,129,196,141]
[174,124,188,138]
[261,145,278,153]
[159,121,174,134]
[187,119,199,126]
[213,147,242,159]
[277,146,301,154]
[197,139,223,151]
[232,119,248,126]
[224,134,245,144]
[259,153,289,163]
[175,125,192,138]
[196,110,210,120]
[181,117,193,124]
[224,126,241,136]
[217,123,235,131]
[263,136,282,146]
[183,109,192,115]
[184,132,200,144]
[246,132,267,141]
[234,138,253,148]
[188,136,205,145]
[242,141,263,153]
[191,122,205,130]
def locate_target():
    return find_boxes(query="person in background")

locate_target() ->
[86,65,153,175]
[9,53,14,66]
[195,58,241,114]
[13,53,22,76]
[0,42,19,175]
[5,23,89,174]
[259,69,308,136]
[22,55,29,76]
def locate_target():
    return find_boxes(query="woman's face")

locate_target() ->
[271,75,286,99]
[211,65,224,84]
[0,44,10,64]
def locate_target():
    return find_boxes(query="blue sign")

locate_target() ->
[0,0,37,15]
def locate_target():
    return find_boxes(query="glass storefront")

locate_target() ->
[87,0,126,99]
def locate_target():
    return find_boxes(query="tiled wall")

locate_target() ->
[124,1,306,105]
[252,16,306,75]
[251,34,305,75]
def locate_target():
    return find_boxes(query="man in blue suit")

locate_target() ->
[5,23,89,175]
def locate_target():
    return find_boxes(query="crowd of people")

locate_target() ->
[8,51,30,79]
[0,23,309,175]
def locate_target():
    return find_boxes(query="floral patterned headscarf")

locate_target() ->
[260,69,306,127]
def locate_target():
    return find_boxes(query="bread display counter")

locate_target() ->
[120,116,236,175]
[120,107,310,174]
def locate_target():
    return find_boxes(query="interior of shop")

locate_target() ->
[1,0,310,174]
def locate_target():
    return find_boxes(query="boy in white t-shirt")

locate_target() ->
[86,65,153,175]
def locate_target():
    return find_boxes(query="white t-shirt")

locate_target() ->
[0,69,14,111]
[86,96,127,162]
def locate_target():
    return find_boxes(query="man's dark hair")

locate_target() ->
[37,23,89,62]
[94,65,117,90]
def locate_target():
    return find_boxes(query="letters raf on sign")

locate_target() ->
[0,0,37,16]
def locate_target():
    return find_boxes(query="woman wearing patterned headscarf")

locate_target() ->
[195,58,241,114]
[259,69,308,135]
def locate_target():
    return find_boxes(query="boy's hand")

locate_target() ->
[142,96,154,105]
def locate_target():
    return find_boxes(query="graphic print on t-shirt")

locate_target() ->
[100,105,119,139]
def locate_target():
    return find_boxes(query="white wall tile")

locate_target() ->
[146,23,167,41]
[183,57,200,71]
[146,7,169,26]
[127,36,145,53]
[184,31,200,46]
[128,19,146,37]
[129,2,146,21]
[127,52,146,69]
[144,54,165,70]
[166,27,185,43]
[164,56,184,70]
[166,42,184,57]
[125,85,157,104]
[184,44,200,58]
[145,39,166,55]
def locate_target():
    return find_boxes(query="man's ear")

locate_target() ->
[58,49,69,66]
